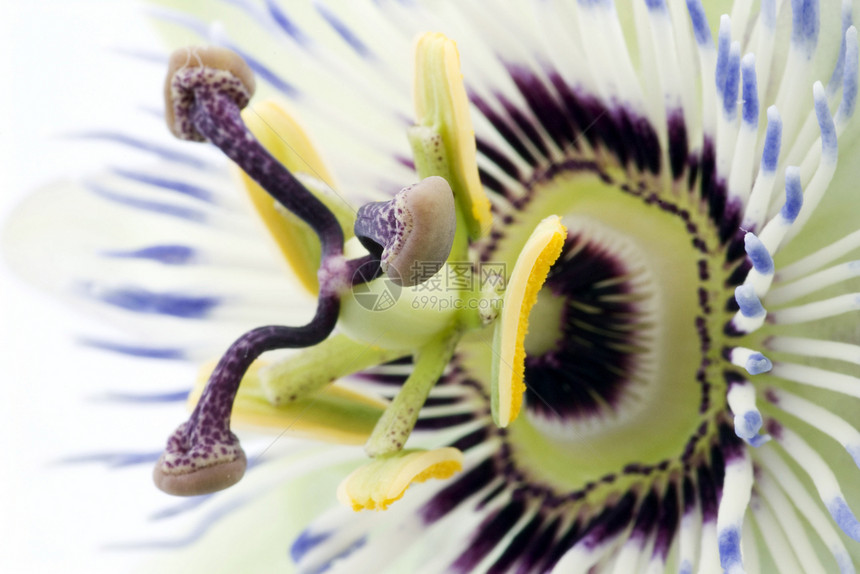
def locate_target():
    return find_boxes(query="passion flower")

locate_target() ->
[6,0,860,572]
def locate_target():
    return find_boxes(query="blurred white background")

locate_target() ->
[0,2,201,571]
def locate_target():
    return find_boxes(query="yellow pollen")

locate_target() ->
[492,215,567,427]
[337,447,464,511]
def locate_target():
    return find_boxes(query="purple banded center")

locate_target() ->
[524,233,652,422]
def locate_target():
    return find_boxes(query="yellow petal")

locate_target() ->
[190,359,387,445]
[239,99,355,294]
[413,32,492,240]
[337,447,464,511]
[491,215,567,427]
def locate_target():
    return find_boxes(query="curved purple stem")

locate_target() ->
[155,84,365,495]
[185,295,340,437]
[190,92,344,260]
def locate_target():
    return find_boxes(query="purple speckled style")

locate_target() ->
[155,54,354,493]
[156,297,338,491]
[182,82,344,259]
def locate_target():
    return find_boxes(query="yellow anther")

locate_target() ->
[190,359,387,445]
[240,99,354,294]
[337,447,464,511]
[413,32,492,240]
[491,215,567,427]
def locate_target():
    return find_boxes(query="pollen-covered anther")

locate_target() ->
[164,46,256,141]
[353,176,456,287]
[412,32,492,240]
[491,215,567,428]
[337,448,463,511]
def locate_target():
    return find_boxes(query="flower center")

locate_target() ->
[463,160,744,492]
[524,229,659,427]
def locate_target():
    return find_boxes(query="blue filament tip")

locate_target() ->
[718,527,743,572]
[814,82,838,161]
[741,55,759,126]
[829,497,860,542]
[577,0,612,7]
[80,283,221,319]
[715,16,731,96]
[103,244,199,265]
[744,233,774,274]
[791,0,820,56]
[266,0,310,46]
[847,444,860,468]
[781,167,803,221]
[735,285,765,318]
[747,433,772,447]
[723,43,741,119]
[685,0,712,46]
[827,5,853,95]
[291,529,331,563]
[314,0,373,59]
[734,410,762,439]
[745,352,773,375]
[838,28,858,121]
[836,552,855,574]
[761,107,782,173]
